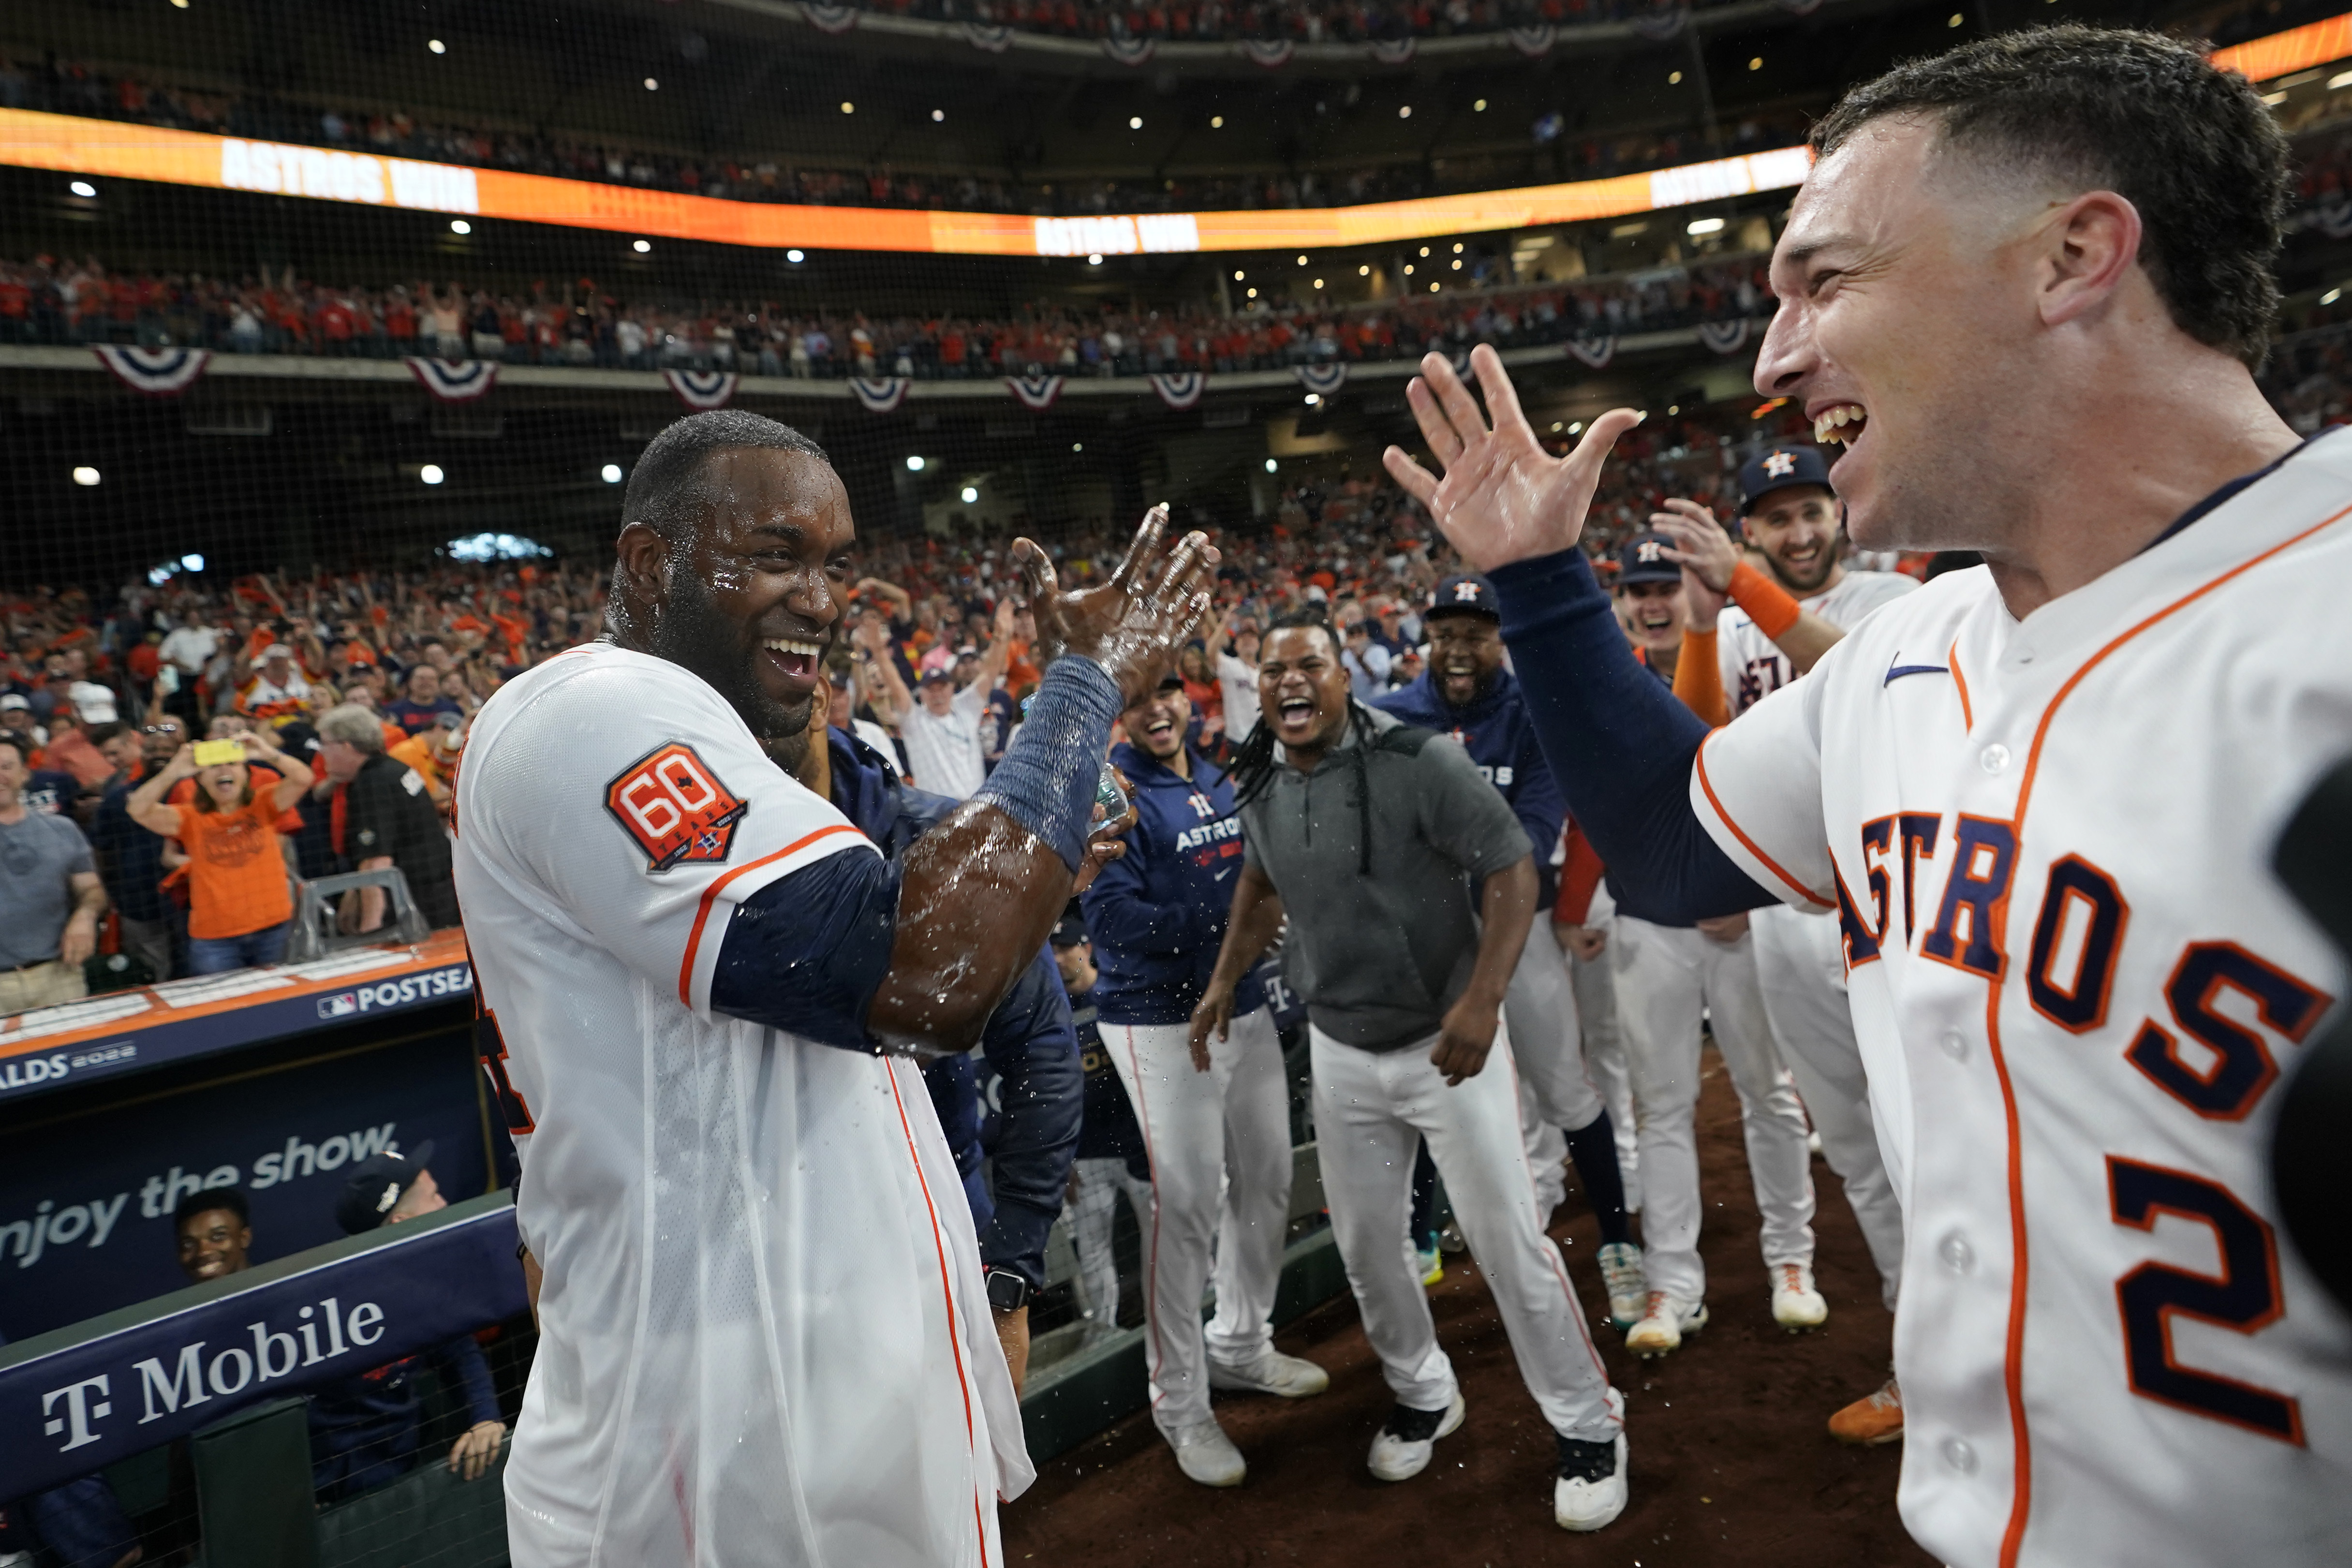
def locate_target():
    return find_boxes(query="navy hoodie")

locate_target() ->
[1081,741,1267,1026]
[826,725,1081,1290]
[1376,666,1565,910]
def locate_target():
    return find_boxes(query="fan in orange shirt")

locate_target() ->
[126,732,313,974]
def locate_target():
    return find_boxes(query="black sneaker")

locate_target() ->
[1366,1391,1466,1481]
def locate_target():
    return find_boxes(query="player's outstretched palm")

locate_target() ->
[1381,344,1643,573]
[1013,503,1217,705]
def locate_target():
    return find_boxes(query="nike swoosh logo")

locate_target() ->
[1884,654,1950,686]
[1214,868,1234,882]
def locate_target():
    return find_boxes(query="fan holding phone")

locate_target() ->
[123,732,313,974]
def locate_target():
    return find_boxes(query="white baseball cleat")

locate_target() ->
[1366,1391,1466,1481]
[1623,1290,1707,1359]
[1770,1262,1829,1331]
[1597,1241,1648,1330]
[1164,1418,1247,1487]
[1554,1387,1629,1532]
[1208,1347,1331,1398]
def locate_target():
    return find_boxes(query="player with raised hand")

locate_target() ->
[455,410,1213,1568]
[1388,29,2352,1568]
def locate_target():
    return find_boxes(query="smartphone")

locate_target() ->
[192,739,245,767]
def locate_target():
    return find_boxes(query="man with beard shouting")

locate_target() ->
[453,410,1214,1568]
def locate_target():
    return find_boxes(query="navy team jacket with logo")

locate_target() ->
[1376,667,1565,910]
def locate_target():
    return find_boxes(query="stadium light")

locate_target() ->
[1749,56,1763,70]
[1451,259,1462,269]
[1297,254,1308,265]
[1088,254,1103,266]
[450,219,471,235]
[1399,105,1412,118]
[906,455,926,472]
[1568,421,1584,434]
[786,249,804,263]
[645,77,659,91]
[1429,281,1439,292]
[182,554,204,572]
[633,239,651,253]
[1948,12,1962,24]
[1233,270,1245,281]
[961,486,979,503]
[1211,115,1224,128]
[2333,70,2352,89]
[1129,117,1143,130]
[1670,70,1683,84]
[420,464,444,485]
[1687,216,1726,236]
[428,39,445,54]
[69,180,95,198]
[1453,242,1464,252]
[1313,278,1323,289]
[841,101,855,114]
[72,466,100,487]
[602,463,623,483]
[1072,442,1084,453]
[1419,246,1430,257]
[1264,459,1277,473]
[1246,287,1257,298]
[932,109,945,122]
[170,0,188,7]
[1304,394,1320,406]
[1359,265,1370,275]
[1474,98,1488,111]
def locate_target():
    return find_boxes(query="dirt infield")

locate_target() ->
[1005,1049,1935,1568]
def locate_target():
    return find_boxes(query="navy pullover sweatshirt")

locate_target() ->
[825,725,1082,1290]
[1080,741,1266,1026]
[1375,666,1564,911]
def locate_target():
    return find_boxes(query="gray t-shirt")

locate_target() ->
[1240,708,1530,1051]
[0,809,95,968]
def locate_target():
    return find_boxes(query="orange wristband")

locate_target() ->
[1729,561,1803,640]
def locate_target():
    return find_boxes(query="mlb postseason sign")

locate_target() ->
[0,932,474,1104]
[0,1194,524,1496]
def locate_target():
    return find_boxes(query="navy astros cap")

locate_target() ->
[1426,574,1500,620]
[918,666,953,685]
[334,1141,435,1235]
[1615,532,1685,587]
[1050,915,1090,948]
[1738,445,1834,514]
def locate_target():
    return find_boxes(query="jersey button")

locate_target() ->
[1979,743,2011,774]
[1942,1436,1978,1475]
[1938,1230,1974,1274]
[1939,1030,1967,1062]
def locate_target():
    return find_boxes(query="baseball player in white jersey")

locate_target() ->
[457,410,1216,1567]
[1385,28,2352,1567]
[1651,445,1917,1441]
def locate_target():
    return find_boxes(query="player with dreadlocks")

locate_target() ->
[1191,605,1632,1534]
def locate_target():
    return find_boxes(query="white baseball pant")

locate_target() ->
[1750,904,1905,1311]
[1310,1022,1618,1443]
[1107,1007,1292,1433]
[1506,915,1602,1214]
[1565,900,1641,1215]
[1062,1156,1154,1337]
[1610,915,1816,1302]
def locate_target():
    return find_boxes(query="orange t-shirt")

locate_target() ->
[172,794,294,940]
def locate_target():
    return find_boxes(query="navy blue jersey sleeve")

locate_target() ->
[973,947,1082,1287]
[1511,724,1568,907]
[1488,548,1772,924]
[710,847,899,1051]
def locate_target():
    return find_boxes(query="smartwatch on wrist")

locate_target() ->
[983,1266,1030,1312]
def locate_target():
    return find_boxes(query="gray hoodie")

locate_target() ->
[1240,707,1530,1052]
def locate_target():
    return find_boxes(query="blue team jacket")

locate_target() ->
[1081,742,1267,1026]
[826,726,1081,1290]
[1375,667,1565,910]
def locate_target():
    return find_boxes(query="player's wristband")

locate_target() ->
[1727,561,1803,640]
[974,655,1123,873]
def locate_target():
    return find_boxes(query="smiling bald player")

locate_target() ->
[1386,30,2352,1568]
[455,410,1214,1568]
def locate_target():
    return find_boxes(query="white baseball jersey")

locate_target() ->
[1690,430,2352,1567]
[454,641,1031,1568]
[1718,567,1919,717]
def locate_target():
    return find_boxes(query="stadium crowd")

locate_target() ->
[0,48,1802,214]
[0,253,1773,373]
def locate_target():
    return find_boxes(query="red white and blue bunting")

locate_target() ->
[1699,319,1753,356]
[90,345,210,397]
[1102,34,1157,65]
[801,3,859,35]
[1238,39,1295,67]
[1005,372,1065,411]
[1366,37,1417,64]
[1148,371,1206,410]
[959,22,1014,52]
[1295,362,1348,397]
[664,369,739,410]
[406,357,498,402]
[1566,336,1616,370]
[1508,25,1557,58]
[1631,1,1691,40]
[849,376,910,414]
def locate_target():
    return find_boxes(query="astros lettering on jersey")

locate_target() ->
[1689,431,2352,1567]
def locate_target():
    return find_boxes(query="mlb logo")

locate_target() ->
[318,992,359,1020]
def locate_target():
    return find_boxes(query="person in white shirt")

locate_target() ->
[855,599,1012,799]
[1206,613,1260,741]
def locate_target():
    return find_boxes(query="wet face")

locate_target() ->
[177,1206,251,1282]
[1424,613,1504,708]
[1744,486,1842,593]
[1758,118,2041,550]
[1616,580,1687,654]
[1124,685,1192,761]
[1257,626,1352,756]
[632,448,856,764]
